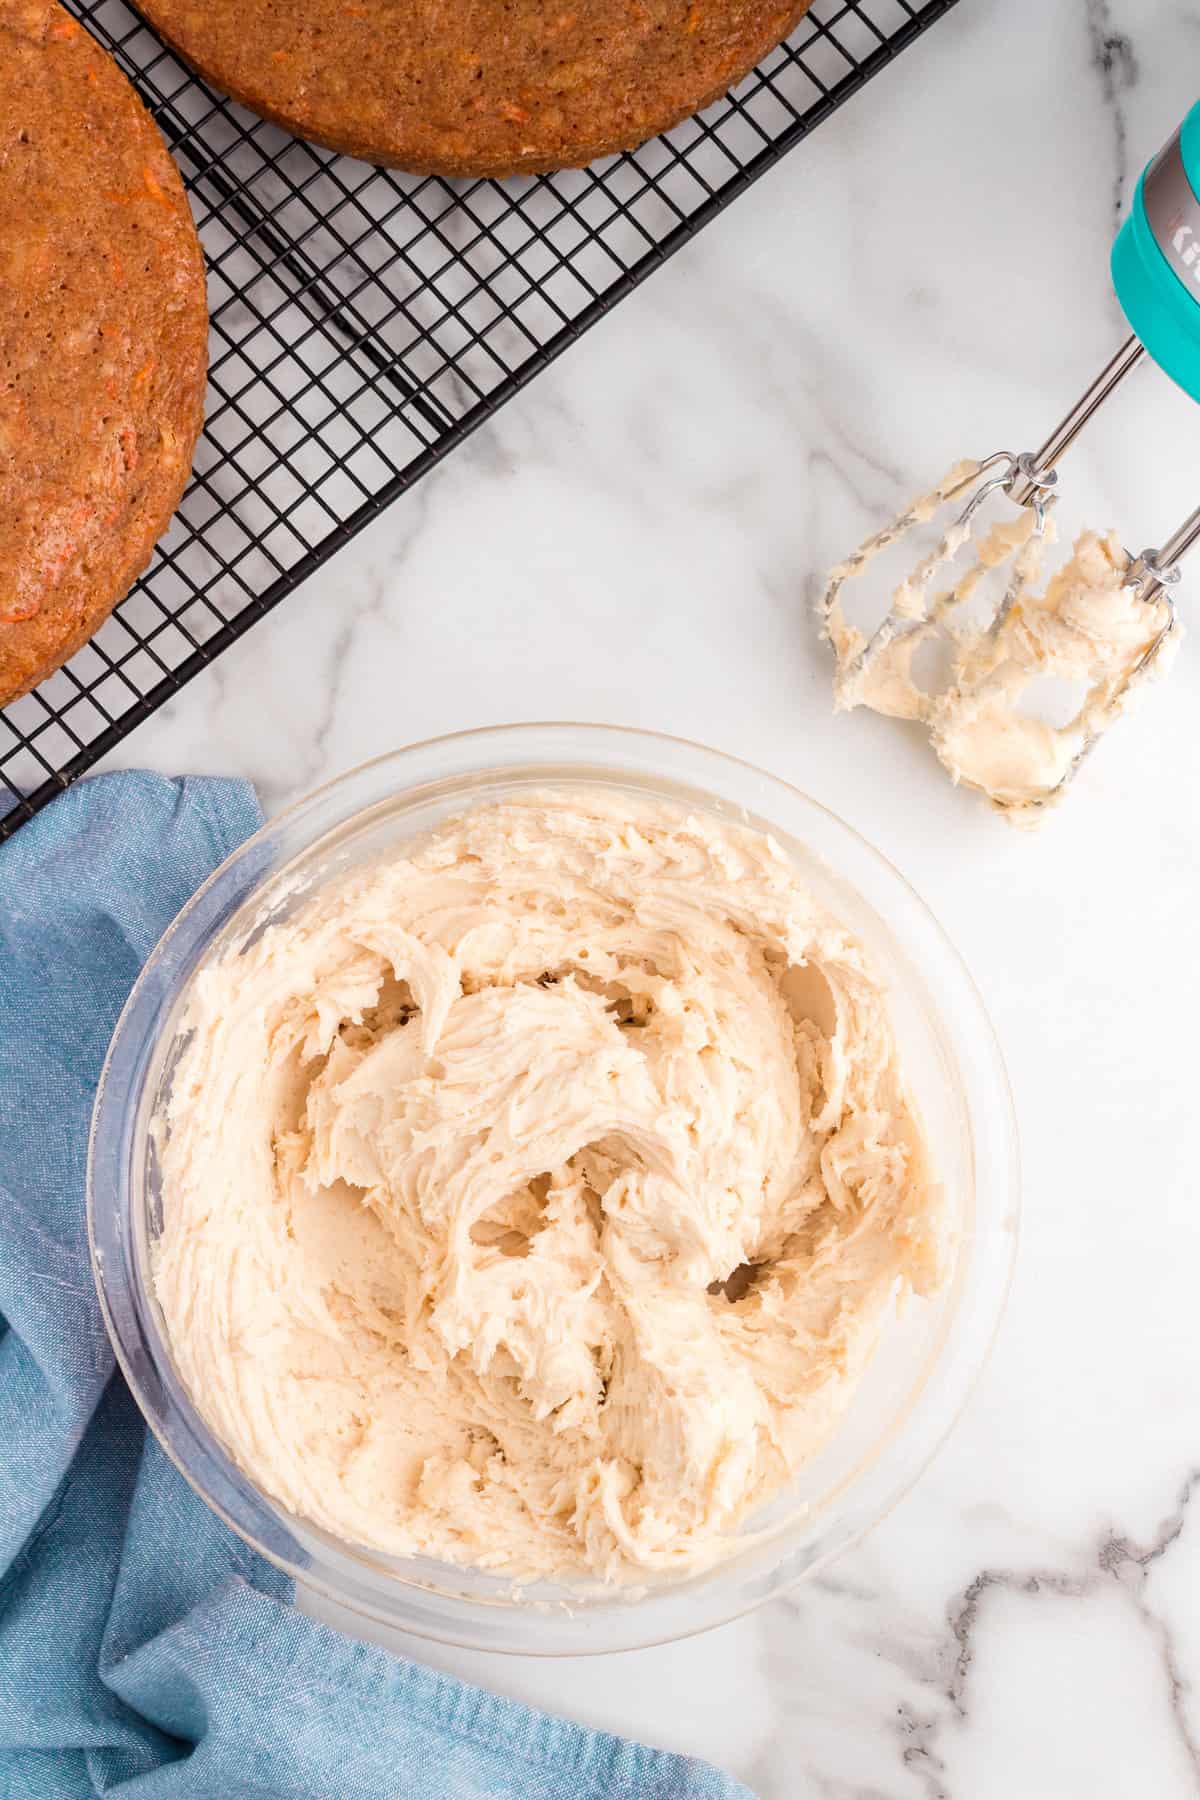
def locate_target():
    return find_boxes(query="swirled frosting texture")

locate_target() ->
[155,792,943,1581]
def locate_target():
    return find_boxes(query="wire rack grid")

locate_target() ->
[0,0,960,839]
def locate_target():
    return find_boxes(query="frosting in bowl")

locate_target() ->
[154,791,945,1582]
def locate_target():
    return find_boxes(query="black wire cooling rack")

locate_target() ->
[1,0,960,838]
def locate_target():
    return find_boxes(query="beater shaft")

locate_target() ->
[1129,500,1200,604]
[1008,334,1147,505]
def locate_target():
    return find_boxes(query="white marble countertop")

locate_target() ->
[103,0,1200,1792]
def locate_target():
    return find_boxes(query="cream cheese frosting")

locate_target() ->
[823,468,1179,824]
[154,791,944,1583]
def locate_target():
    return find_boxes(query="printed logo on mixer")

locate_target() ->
[1172,223,1200,279]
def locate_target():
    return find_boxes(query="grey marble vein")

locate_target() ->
[1084,0,1141,225]
[896,1469,1200,1800]
[1100,1469,1200,1781]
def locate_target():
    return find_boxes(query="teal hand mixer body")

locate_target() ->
[821,102,1200,808]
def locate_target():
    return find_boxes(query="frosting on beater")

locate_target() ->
[823,468,1178,823]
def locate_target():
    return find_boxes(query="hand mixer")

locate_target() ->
[820,100,1200,813]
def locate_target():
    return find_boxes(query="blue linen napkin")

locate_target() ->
[0,770,755,1800]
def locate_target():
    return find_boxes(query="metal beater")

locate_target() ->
[820,102,1200,812]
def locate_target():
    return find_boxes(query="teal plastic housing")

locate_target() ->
[1111,99,1200,404]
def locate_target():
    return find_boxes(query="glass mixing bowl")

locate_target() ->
[88,723,1018,1656]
